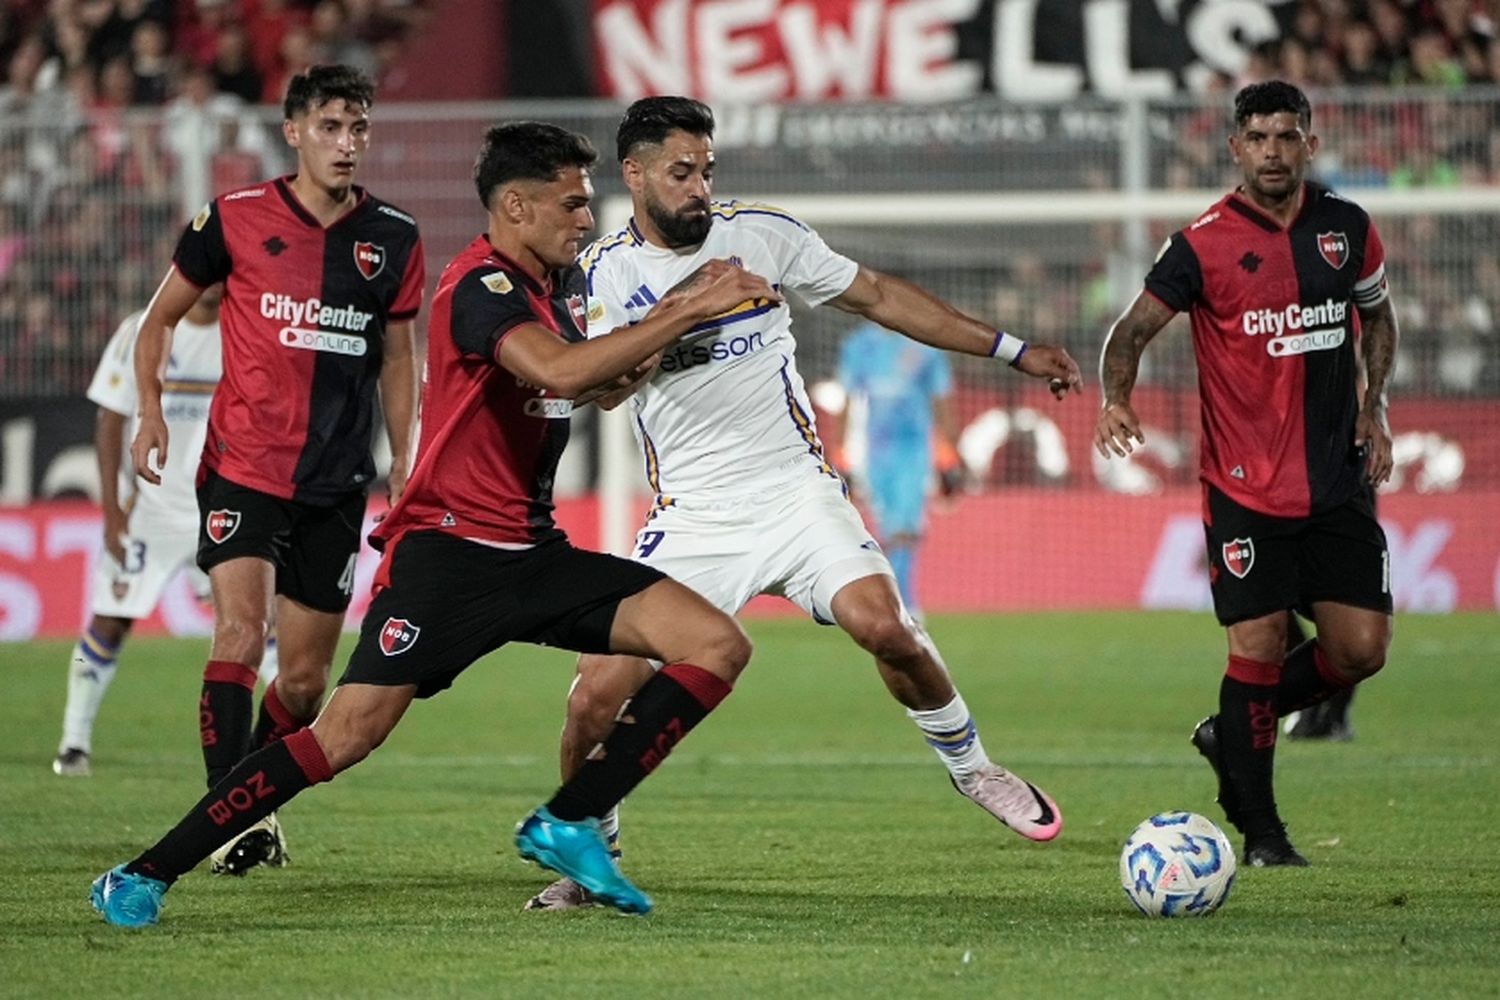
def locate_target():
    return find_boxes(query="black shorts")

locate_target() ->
[1204,483,1392,627]
[196,469,365,613]
[340,531,666,698]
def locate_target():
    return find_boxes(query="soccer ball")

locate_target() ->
[1119,811,1237,917]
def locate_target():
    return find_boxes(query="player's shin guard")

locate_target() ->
[1219,655,1282,837]
[127,729,333,885]
[251,678,304,750]
[545,663,731,822]
[1275,640,1355,716]
[200,661,258,788]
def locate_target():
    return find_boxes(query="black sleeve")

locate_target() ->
[172,201,232,287]
[1143,232,1202,313]
[450,266,538,360]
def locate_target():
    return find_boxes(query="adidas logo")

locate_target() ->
[624,284,657,309]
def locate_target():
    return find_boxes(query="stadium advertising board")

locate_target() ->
[589,0,1287,102]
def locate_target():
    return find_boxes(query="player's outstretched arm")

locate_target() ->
[378,318,418,503]
[827,265,1082,397]
[1354,296,1399,486]
[1094,292,1176,459]
[130,268,203,485]
[498,261,778,399]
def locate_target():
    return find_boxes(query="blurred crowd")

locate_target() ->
[0,0,429,393]
[0,0,1496,402]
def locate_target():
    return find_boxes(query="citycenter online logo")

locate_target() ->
[1241,298,1348,357]
[261,293,375,357]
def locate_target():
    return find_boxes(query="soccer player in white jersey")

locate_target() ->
[526,97,1084,910]
[53,285,277,776]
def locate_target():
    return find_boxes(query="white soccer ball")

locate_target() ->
[1119,811,1237,917]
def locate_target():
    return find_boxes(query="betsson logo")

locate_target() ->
[261,293,375,357]
[1241,298,1348,357]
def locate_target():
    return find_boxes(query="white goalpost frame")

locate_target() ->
[595,186,1500,554]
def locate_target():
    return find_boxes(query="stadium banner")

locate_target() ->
[2,490,1496,640]
[588,0,1286,102]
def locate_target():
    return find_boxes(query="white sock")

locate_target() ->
[59,631,121,754]
[907,693,991,778]
[258,637,280,689]
[600,806,621,855]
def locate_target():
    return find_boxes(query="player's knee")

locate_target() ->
[567,667,631,745]
[273,668,329,707]
[313,719,387,773]
[846,606,922,664]
[213,615,269,663]
[706,617,753,678]
[1321,625,1390,682]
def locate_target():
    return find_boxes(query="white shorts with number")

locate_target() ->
[89,503,208,620]
[630,473,892,625]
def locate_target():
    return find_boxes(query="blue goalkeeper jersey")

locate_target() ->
[837,323,952,456]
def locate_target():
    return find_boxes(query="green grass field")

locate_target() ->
[2,612,1497,999]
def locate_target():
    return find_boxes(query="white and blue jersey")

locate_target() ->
[579,202,894,625]
[581,200,859,501]
[838,324,952,537]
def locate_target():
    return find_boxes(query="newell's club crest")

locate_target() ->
[1222,538,1255,579]
[566,294,587,333]
[354,241,385,280]
[1317,231,1349,270]
[379,617,420,656]
[206,509,241,544]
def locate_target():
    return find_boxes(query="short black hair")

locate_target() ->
[1233,80,1312,131]
[283,64,375,120]
[616,96,714,163]
[473,121,598,208]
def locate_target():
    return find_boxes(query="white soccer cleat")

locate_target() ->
[209,812,289,876]
[52,748,92,777]
[954,764,1063,842]
[522,876,599,912]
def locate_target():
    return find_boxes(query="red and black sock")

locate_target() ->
[1218,655,1283,838]
[545,664,731,822]
[251,678,304,750]
[200,660,257,789]
[1275,640,1354,716]
[126,728,333,885]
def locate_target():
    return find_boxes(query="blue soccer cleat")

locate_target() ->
[515,808,652,915]
[90,864,168,927]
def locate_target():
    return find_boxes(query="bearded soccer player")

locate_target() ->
[526,96,1082,910]
[1095,81,1398,866]
[129,65,425,874]
[90,121,781,926]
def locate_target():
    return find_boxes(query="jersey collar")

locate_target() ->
[274,176,370,230]
[1225,182,1321,233]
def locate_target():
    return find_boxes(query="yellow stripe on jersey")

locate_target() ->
[637,414,662,494]
[162,379,216,395]
[777,359,839,482]
[579,225,641,275]
[710,200,808,230]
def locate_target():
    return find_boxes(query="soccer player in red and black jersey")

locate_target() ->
[1094,81,1399,867]
[129,65,425,873]
[89,122,780,926]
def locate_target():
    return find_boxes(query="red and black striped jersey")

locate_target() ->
[173,177,425,503]
[371,235,587,551]
[1144,182,1388,518]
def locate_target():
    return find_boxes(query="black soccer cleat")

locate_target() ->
[1244,828,1310,868]
[1190,715,1244,833]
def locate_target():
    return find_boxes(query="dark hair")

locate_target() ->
[473,121,598,208]
[283,64,375,120]
[1233,80,1312,131]
[616,96,714,163]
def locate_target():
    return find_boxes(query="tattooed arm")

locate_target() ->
[1093,292,1178,458]
[1354,296,1400,486]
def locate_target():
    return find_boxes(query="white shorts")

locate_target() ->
[89,503,208,620]
[631,473,892,625]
